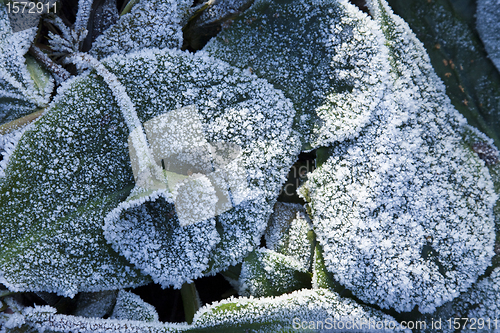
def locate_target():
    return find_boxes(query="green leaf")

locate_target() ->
[90,0,193,58]
[386,0,500,149]
[192,288,408,332]
[238,248,312,297]
[0,48,300,295]
[203,0,389,150]
[299,0,497,313]
[0,4,54,125]
[0,72,151,296]
[477,0,500,72]
[265,202,314,270]
[111,290,159,322]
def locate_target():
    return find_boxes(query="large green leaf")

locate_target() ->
[0,4,53,125]
[0,48,299,294]
[0,72,150,296]
[299,0,497,313]
[203,0,389,150]
[386,0,500,149]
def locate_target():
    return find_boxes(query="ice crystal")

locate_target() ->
[477,0,500,72]
[204,0,389,150]
[0,127,27,178]
[299,0,497,313]
[0,5,53,125]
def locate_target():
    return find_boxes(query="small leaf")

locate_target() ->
[111,290,159,322]
[238,248,312,297]
[265,202,314,270]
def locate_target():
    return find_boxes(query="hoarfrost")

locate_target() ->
[299,0,497,313]
[90,0,193,58]
[20,306,187,333]
[72,290,118,318]
[265,202,313,270]
[0,127,27,178]
[111,290,158,322]
[101,48,300,278]
[193,288,410,332]
[238,248,311,297]
[204,0,389,150]
[477,0,500,72]
[0,5,54,124]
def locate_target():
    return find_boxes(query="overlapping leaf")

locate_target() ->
[299,0,497,313]
[90,0,193,58]
[0,4,53,125]
[0,47,299,294]
[204,0,389,150]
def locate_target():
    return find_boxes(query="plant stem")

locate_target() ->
[29,45,71,84]
[180,282,201,324]
[0,109,44,135]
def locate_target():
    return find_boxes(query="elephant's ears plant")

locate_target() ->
[0,0,499,331]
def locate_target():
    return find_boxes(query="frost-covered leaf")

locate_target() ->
[477,0,500,72]
[183,0,254,50]
[0,73,151,296]
[110,290,158,322]
[417,266,500,333]
[90,0,193,58]
[99,48,300,284]
[299,0,497,313]
[203,0,389,150]
[103,190,220,289]
[72,290,118,318]
[19,306,188,333]
[0,47,299,295]
[0,4,54,125]
[387,0,500,149]
[238,248,311,297]
[192,288,409,332]
[265,202,313,270]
